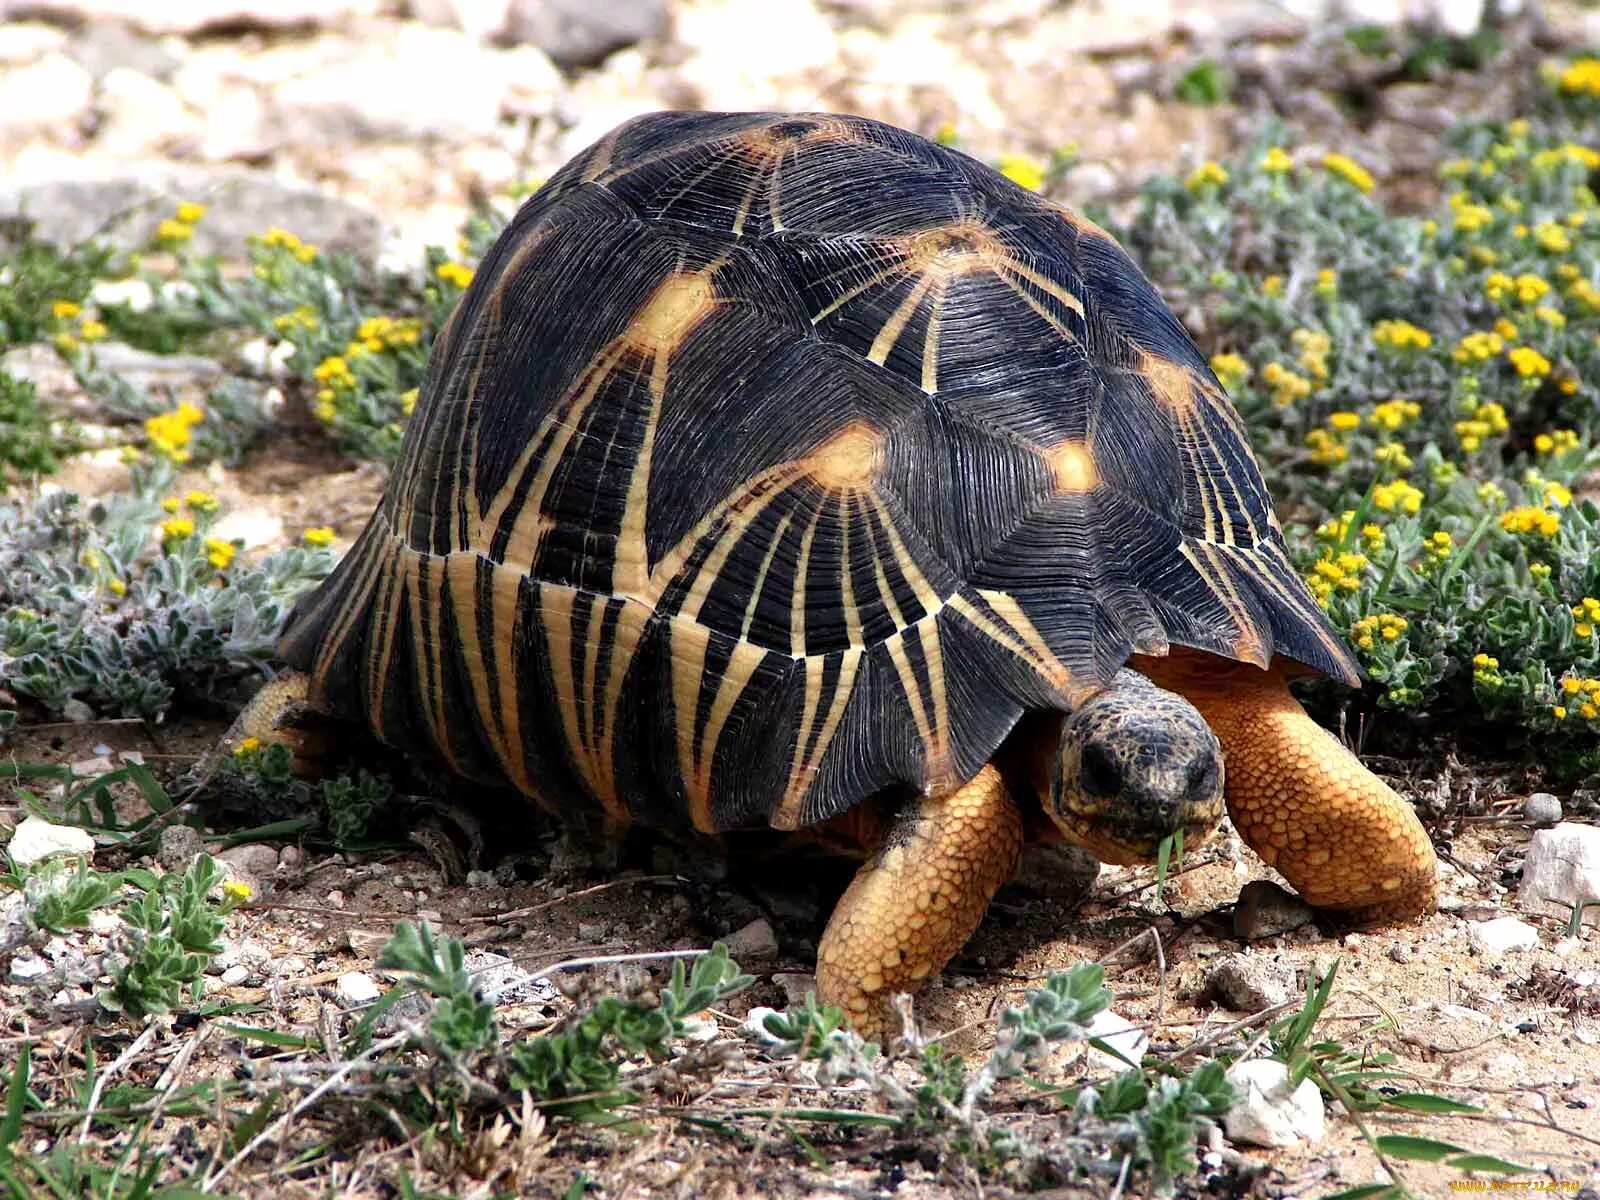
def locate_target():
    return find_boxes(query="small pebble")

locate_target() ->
[1387,943,1413,963]
[1206,952,1296,1012]
[157,824,206,873]
[771,971,816,1008]
[278,845,305,871]
[576,921,607,942]
[220,964,250,986]
[336,971,382,1005]
[8,951,48,982]
[1233,880,1314,940]
[724,917,778,964]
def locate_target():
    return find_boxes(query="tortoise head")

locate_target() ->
[1046,669,1225,865]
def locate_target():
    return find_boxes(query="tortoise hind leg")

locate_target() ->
[1139,656,1436,923]
[816,764,1024,1042]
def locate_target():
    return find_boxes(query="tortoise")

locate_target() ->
[235,111,1437,1038]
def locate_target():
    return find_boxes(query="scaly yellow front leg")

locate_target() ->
[816,764,1024,1041]
[1138,653,1436,922]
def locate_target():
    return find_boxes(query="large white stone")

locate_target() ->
[94,68,202,158]
[1085,1007,1149,1072]
[1224,1059,1326,1148]
[6,817,95,866]
[1519,823,1600,929]
[0,53,93,140]
[1469,915,1540,955]
[272,25,512,142]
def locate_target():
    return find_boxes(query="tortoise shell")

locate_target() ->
[279,110,1358,836]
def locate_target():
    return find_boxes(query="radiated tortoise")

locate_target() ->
[235,111,1438,1038]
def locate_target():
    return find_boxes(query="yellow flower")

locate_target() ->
[1360,523,1386,553]
[78,318,106,342]
[1290,328,1331,381]
[175,201,207,224]
[314,356,355,389]
[185,489,219,513]
[1371,318,1431,351]
[221,880,253,903]
[1507,346,1552,378]
[1568,279,1600,312]
[51,299,81,320]
[1453,330,1504,362]
[1321,153,1375,193]
[205,538,237,570]
[999,153,1046,191]
[156,218,194,244]
[1453,202,1494,233]
[1261,362,1312,407]
[1535,221,1572,254]
[1328,411,1361,431]
[53,333,79,355]
[303,526,336,547]
[162,496,181,513]
[272,305,319,334]
[1209,352,1251,392]
[145,402,206,463]
[108,578,127,597]
[1261,275,1284,297]
[1260,147,1293,174]
[1535,305,1566,328]
[1500,505,1561,537]
[1314,268,1338,298]
[1305,428,1347,466]
[1185,161,1229,192]
[1374,443,1412,472]
[1534,428,1579,454]
[1369,398,1421,430]
[233,736,261,756]
[436,261,475,289]
[162,516,196,541]
[400,387,420,416]
[1557,57,1600,96]
[1493,317,1519,341]
[1372,480,1424,513]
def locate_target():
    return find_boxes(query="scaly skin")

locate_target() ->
[1136,651,1437,921]
[815,764,1024,1043]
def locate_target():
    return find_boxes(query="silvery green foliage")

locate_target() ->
[0,466,333,722]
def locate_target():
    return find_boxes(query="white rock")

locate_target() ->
[0,53,93,140]
[503,0,667,68]
[1519,823,1600,929]
[336,971,382,1005]
[94,68,201,158]
[237,337,295,378]
[211,508,285,550]
[741,1005,786,1044]
[1086,1007,1149,1072]
[464,950,556,1004]
[89,278,155,313]
[8,950,48,982]
[219,964,250,986]
[6,816,95,866]
[1470,916,1540,955]
[272,25,512,143]
[1224,1059,1326,1148]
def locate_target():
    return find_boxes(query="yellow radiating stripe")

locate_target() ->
[740,507,796,643]
[772,647,863,830]
[446,554,526,798]
[578,591,609,751]
[406,552,460,773]
[673,481,788,622]
[477,342,627,565]
[767,141,787,231]
[884,625,940,779]
[595,597,652,819]
[838,493,865,648]
[309,523,390,702]
[809,259,907,326]
[1180,541,1266,667]
[365,550,406,741]
[537,585,601,799]
[999,258,1087,319]
[867,495,944,615]
[1229,543,1358,681]
[866,271,936,366]
[870,535,908,632]
[646,464,806,608]
[789,500,823,657]
[958,589,1079,697]
[667,618,714,827]
[919,620,953,788]
[1175,411,1223,545]
[921,278,946,393]
[688,632,769,833]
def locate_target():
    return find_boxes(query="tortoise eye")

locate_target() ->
[1081,741,1123,796]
